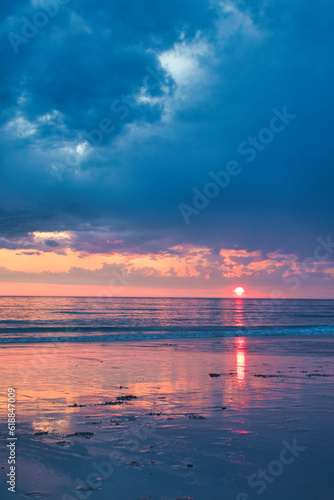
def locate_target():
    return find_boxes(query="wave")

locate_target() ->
[0,325,333,344]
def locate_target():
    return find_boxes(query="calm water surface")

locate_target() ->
[0,297,333,343]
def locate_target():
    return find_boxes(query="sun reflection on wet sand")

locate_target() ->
[235,337,246,383]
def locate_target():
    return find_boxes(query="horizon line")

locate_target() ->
[0,295,332,300]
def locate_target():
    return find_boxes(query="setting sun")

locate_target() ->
[234,286,245,296]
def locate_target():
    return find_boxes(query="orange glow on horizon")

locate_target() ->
[0,242,331,299]
[0,282,328,298]
[0,282,239,298]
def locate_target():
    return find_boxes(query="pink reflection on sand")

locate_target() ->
[235,337,246,383]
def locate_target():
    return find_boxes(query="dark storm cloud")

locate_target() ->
[0,0,333,259]
[45,239,59,247]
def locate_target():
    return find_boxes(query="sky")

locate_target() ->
[0,0,334,298]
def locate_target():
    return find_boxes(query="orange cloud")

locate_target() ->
[0,243,333,298]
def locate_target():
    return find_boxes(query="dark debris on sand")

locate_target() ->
[65,432,94,439]
[97,395,138,405]
[100,401,125,405]
[76,485,101,491]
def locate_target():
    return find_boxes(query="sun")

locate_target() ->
[234,286,245,296]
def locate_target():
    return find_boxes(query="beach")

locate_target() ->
[2,0,334,497]
[1,335,334,499]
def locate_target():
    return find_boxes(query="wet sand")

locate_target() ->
[1,336,334,499]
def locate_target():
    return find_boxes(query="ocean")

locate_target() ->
[0,296,333,344]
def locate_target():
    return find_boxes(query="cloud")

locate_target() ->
[44,239,60,247]
[0,0,333,295]
[0,243,332,298]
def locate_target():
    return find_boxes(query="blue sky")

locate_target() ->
[0,0,333,297]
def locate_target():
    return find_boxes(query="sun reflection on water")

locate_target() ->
[234,297,245,327]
